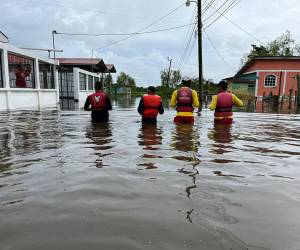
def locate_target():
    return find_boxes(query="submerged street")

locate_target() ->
[1,99,300,250]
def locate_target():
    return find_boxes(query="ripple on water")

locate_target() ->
[0,108,300,250]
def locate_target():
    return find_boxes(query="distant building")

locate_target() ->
[227,57,300,100]
[57,58,116,110]
[116,86,131,95]
[0,31,9,43]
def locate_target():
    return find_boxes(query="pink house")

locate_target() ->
[235,57,300,100]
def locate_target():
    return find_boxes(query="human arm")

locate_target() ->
[158,101,164,114]
[137,98,144,115]
[106,96,113,110]
[232,94,244,107]
[209,95,218,111]
[84,96,91,111]
[170,90,178,108]
[192,90,199,108]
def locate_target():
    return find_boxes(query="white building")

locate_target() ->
[0,42,59,111]
[57,58,116,110]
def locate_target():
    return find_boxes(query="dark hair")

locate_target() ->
[148,86,155,93]
[94,81,103,91]
[218,80,227,90]
[182,79,191,87]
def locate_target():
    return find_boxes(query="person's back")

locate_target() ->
[170,78,199,124]
[84,81,112,122]
[209,81,243,124]
[137,86,164,124]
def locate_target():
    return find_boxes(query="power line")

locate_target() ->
[202,0,218,15]
[179,37,197,72]
[55,22,197,37]
[93,3,185,51]
[204,1,264,44]
[175,7,197,67]
[204,30,235,72]
[177,24,197,70]
[203,0,237,23]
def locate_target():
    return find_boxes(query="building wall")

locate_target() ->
[0,42,59,111]
[243,60,300,97]
[246,60,300,72]
[74,68,100,109]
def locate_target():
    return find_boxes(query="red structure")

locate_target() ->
[237,57,300,99]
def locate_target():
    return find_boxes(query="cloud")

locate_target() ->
[1,0,300,86]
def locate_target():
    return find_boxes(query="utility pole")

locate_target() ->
[166,57,172,88]
[297,74,300,108]
[52,30,57,59]
[186,0,203,111]
[197,0,203,111]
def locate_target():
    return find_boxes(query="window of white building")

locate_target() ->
[39,61,55,89]
[8,52,35,88]
[264,74,277,87]
[88,75,93,90]
[79,73,86,90]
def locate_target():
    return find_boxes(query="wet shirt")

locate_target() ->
[137,95,164,123]
[209,92,243,118]
[84,94,112,122]
[170,88,199,117]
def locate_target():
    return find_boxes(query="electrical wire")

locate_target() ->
[175,7,197,68]
[177,24,197,70]
[93,3,185,51]
[203,0,236,23]
[204,30,235,72]
[179,36,197,72]
[55,22,197,37]
[204,1,264,44]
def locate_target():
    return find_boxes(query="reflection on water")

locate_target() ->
[171,124,200,152]
[112,94,138,109]
[138,123,162,150]
[85,122,113,168]
[138,123,163,169]
[1,102,300,250]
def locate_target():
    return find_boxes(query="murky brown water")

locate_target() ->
[1,98,300,250]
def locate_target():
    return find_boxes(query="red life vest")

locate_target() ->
[215,92,234,118]
[143,95,161,118]
[176,87,193,112]
[89,92,107,111]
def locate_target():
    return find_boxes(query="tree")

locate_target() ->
[116,72,136,87]
[242,30,300,64]
[160,69,181,88]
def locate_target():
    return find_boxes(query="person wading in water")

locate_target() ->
[170,77,199,124]
[209,80,243,124]
[137,86,164,124]
[84,81,112,122]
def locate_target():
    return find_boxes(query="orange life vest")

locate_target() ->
[89,92,107,111]
[215,92,234,118]
[143,95,161,118]
[176,87,193,112]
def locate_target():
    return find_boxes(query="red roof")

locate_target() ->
[58,58,104,65]
[105,64,117,73]
[57,58,107,73]
[237,56,300,75]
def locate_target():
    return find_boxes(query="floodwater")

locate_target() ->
[1,97,300,250]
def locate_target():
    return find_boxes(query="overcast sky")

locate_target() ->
[1,0,300,86]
